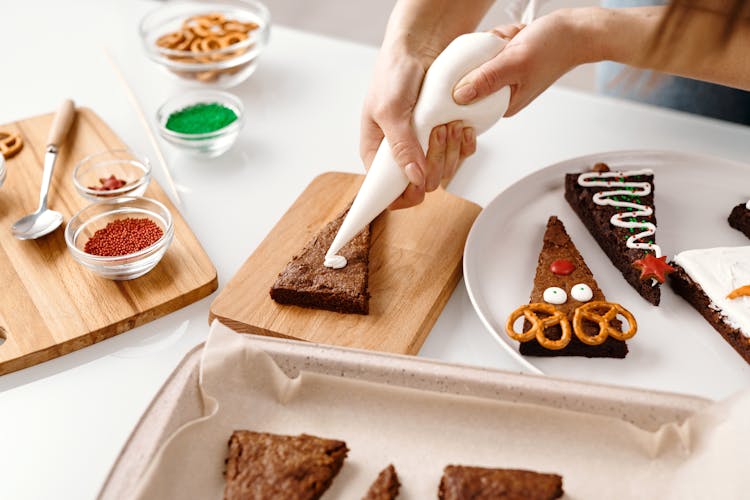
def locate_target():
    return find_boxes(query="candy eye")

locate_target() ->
[571,283,593,302]
[543,287,567,305]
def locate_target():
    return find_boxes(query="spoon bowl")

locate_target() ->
[11,99,75,240]
[11,209,64,240]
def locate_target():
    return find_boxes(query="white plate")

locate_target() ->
[464,150,750,400]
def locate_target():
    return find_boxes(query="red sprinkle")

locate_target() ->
[550,259,575,275]
[89,175,127,191]
[84,217,163,256]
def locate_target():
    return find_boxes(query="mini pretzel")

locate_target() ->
[223,20,258,33]
[0,131,23,158]
[506,303,572,350]
[572,301,637,345]
[221,31,248,47]
[200,36,225,52]
[156,32,185,48]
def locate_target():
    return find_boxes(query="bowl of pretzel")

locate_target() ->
[139,0,270,88]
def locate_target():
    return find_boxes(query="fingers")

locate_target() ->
[453,24,526,106]
[453,56,509,105]
[489,23,525,41]
[419,121,475,196]
[424,125,446,192]
[388,183,425,210]
[378,117,426,187]
[360,116,384,170]
[460,127,476,160]
[443,121,463,184]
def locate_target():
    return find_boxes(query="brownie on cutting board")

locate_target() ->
[270,207,371,314]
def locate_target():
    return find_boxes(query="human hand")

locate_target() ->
[361,47,476,210]
[453,11,596,116]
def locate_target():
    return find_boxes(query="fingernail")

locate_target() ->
[463,127,475,143]
[404,162,424,186]
[451,122,462,140]
[453,83,477,104]
[436,125,447,145]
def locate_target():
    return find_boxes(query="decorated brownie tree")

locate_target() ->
[565,163,674,305]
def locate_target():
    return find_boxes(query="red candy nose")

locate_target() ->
[550,259,575,275]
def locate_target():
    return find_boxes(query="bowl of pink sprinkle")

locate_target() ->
[65,196,174,280]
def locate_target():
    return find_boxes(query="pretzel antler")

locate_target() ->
[0,131,23,159]
[572,301,637,345]
[506,303,572,350]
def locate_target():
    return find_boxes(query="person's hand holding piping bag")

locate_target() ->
[367,0,750,209]
[361,0,507,210]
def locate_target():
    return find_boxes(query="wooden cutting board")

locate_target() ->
[0,108,217,375]
[209,172,481,354]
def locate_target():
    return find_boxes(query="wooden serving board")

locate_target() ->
[210,172,481,354]
[0,108,217,375]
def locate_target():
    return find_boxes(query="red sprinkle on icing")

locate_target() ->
[550,259,575,275]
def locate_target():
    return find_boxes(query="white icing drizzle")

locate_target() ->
[323,254,347,269]
[578,169,662,258]
[745,200,750,210]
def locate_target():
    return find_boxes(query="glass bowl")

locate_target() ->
[139,0,271,88]
[73,149,151,201]
[157,90,244,157]
[65,196,174,280]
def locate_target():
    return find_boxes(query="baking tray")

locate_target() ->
[98,332,709,499]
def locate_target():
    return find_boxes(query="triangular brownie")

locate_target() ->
[729,202,750,240]
[270,207,371,314]
[670,246,750,365]
[507,216,636,358]
[565,163,667,305]
[223,431,348,500]
[362,464,400,500]
[438,465,563,500]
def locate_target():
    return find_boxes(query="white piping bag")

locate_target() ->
[324,32,511,268]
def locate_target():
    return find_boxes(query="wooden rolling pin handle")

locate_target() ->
[46,99,76,149]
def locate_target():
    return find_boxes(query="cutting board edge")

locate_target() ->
[0,274,218,376]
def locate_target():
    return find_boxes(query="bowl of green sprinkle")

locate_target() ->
[157,90,244,158]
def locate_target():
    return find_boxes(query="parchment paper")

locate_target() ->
[133,323,748,499]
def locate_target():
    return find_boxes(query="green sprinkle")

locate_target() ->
[166,102,237,134]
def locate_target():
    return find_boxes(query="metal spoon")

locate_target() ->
[12,99,75,240]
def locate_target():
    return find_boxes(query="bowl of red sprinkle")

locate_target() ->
[65,196,174,280]
[73,149,151,201]
[157,90,244,158]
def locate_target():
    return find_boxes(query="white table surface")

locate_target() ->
[1,1,749,499]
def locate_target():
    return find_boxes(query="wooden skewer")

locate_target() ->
[103,48,182,206]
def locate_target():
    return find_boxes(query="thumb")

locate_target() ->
[453,54,511,105]
[382,120,427,187]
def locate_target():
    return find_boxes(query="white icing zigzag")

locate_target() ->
[577,169,662,258]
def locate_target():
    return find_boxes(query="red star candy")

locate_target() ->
[632,254,675,283]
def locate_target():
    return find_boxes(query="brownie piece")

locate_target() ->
[728,203,750,240]
[223,431,348,500]
[362,464,400,500]
[438,465,563,500]
[565,169,661,305]
[669,264,750,365]
[270,207,371,314]
[517,216,629,358]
